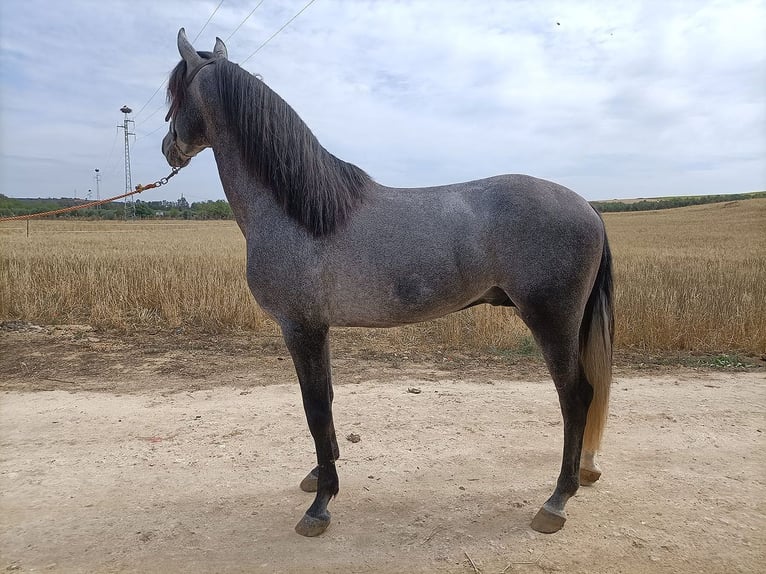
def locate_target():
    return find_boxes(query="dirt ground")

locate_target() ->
[1,325,764,573]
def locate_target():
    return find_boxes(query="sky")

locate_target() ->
[1,0,764,204]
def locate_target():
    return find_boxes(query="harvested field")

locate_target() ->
[1,199,764,355]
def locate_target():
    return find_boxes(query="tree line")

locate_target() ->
[591,191,765,212]
[2,190,763,220]
[0,195,233,220]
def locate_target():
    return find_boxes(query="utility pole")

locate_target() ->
[118,105,135,220]
[94,168,101,206]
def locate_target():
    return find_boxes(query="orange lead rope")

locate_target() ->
[0,167,182,222]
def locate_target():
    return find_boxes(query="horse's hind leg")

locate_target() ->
[281,322,339,537]
[527,327,593,534]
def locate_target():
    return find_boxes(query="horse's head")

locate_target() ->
[162,28,227,168]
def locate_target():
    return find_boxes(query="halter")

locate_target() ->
[164,58,219,122]
[186,57,219,86]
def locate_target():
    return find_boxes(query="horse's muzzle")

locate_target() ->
[162,131,192,168]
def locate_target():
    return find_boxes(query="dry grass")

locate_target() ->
[604,199,765,354]
[1,198,764,355]
[0,221,275,334]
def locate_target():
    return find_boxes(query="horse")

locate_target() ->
[162,29,614,537]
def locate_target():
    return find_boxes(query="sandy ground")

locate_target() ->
[1,327,764,573]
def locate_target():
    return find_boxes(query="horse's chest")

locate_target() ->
[244,243,321,317]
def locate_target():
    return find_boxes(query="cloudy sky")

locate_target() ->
[1,0,764,203]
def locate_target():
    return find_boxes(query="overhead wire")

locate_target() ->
[89,1,319,202]
[133,0,227,121]
[134,123,167,144]
[102,126,120,172]
[135,102,166,128]
[192,0,226,42]
[225,0,266,41]
[135,0,316,135]
[132,83,166,121]
[129,0,319,156]
[241,0,319,65]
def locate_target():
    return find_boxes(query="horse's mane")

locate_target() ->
[168,56,371,236]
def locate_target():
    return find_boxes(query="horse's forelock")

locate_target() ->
[166,52,215,121]
[166,60,188,121]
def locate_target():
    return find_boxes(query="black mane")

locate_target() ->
[168,57,371,236]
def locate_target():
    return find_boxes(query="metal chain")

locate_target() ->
[143,167,181,191]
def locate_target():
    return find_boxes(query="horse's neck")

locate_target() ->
[211,140,287,238]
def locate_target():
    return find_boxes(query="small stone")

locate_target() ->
[346,433,361,443]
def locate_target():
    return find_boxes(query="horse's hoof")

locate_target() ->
[531,505,566,534]
[295,512,331,537]
[580,467,602,486]
[300,468,318,492]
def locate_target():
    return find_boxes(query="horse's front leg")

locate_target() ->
[281,322,339,537]
[300,433,340,492]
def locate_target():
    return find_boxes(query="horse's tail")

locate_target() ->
[580,224,614,453]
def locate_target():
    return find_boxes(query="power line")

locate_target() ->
[102,126,121,174]
[134,123,167,144]
[133,83,166,120]
[241,0,319,65]
[133,0,226,120]
[135,102,166,128]
[193,0,226,43]
[225,0,266,42]
[134,1,256,143]
[130,0,318,140]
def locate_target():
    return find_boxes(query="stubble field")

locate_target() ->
[1,198,764,356]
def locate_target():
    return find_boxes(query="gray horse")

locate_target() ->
[163,29,614,537]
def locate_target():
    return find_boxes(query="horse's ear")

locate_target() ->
[214,37,228,59]
[178,28,203,68]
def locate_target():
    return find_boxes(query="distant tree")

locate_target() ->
[134,202,154,219]
[191,199,233,219]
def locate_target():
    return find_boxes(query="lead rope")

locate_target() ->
[0,167,183,222]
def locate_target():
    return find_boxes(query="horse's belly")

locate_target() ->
[328,273,486,328]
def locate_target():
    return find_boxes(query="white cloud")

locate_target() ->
[1,0,764,202]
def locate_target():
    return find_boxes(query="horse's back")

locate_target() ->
[371,173,604,268]
[377,173,599,229]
